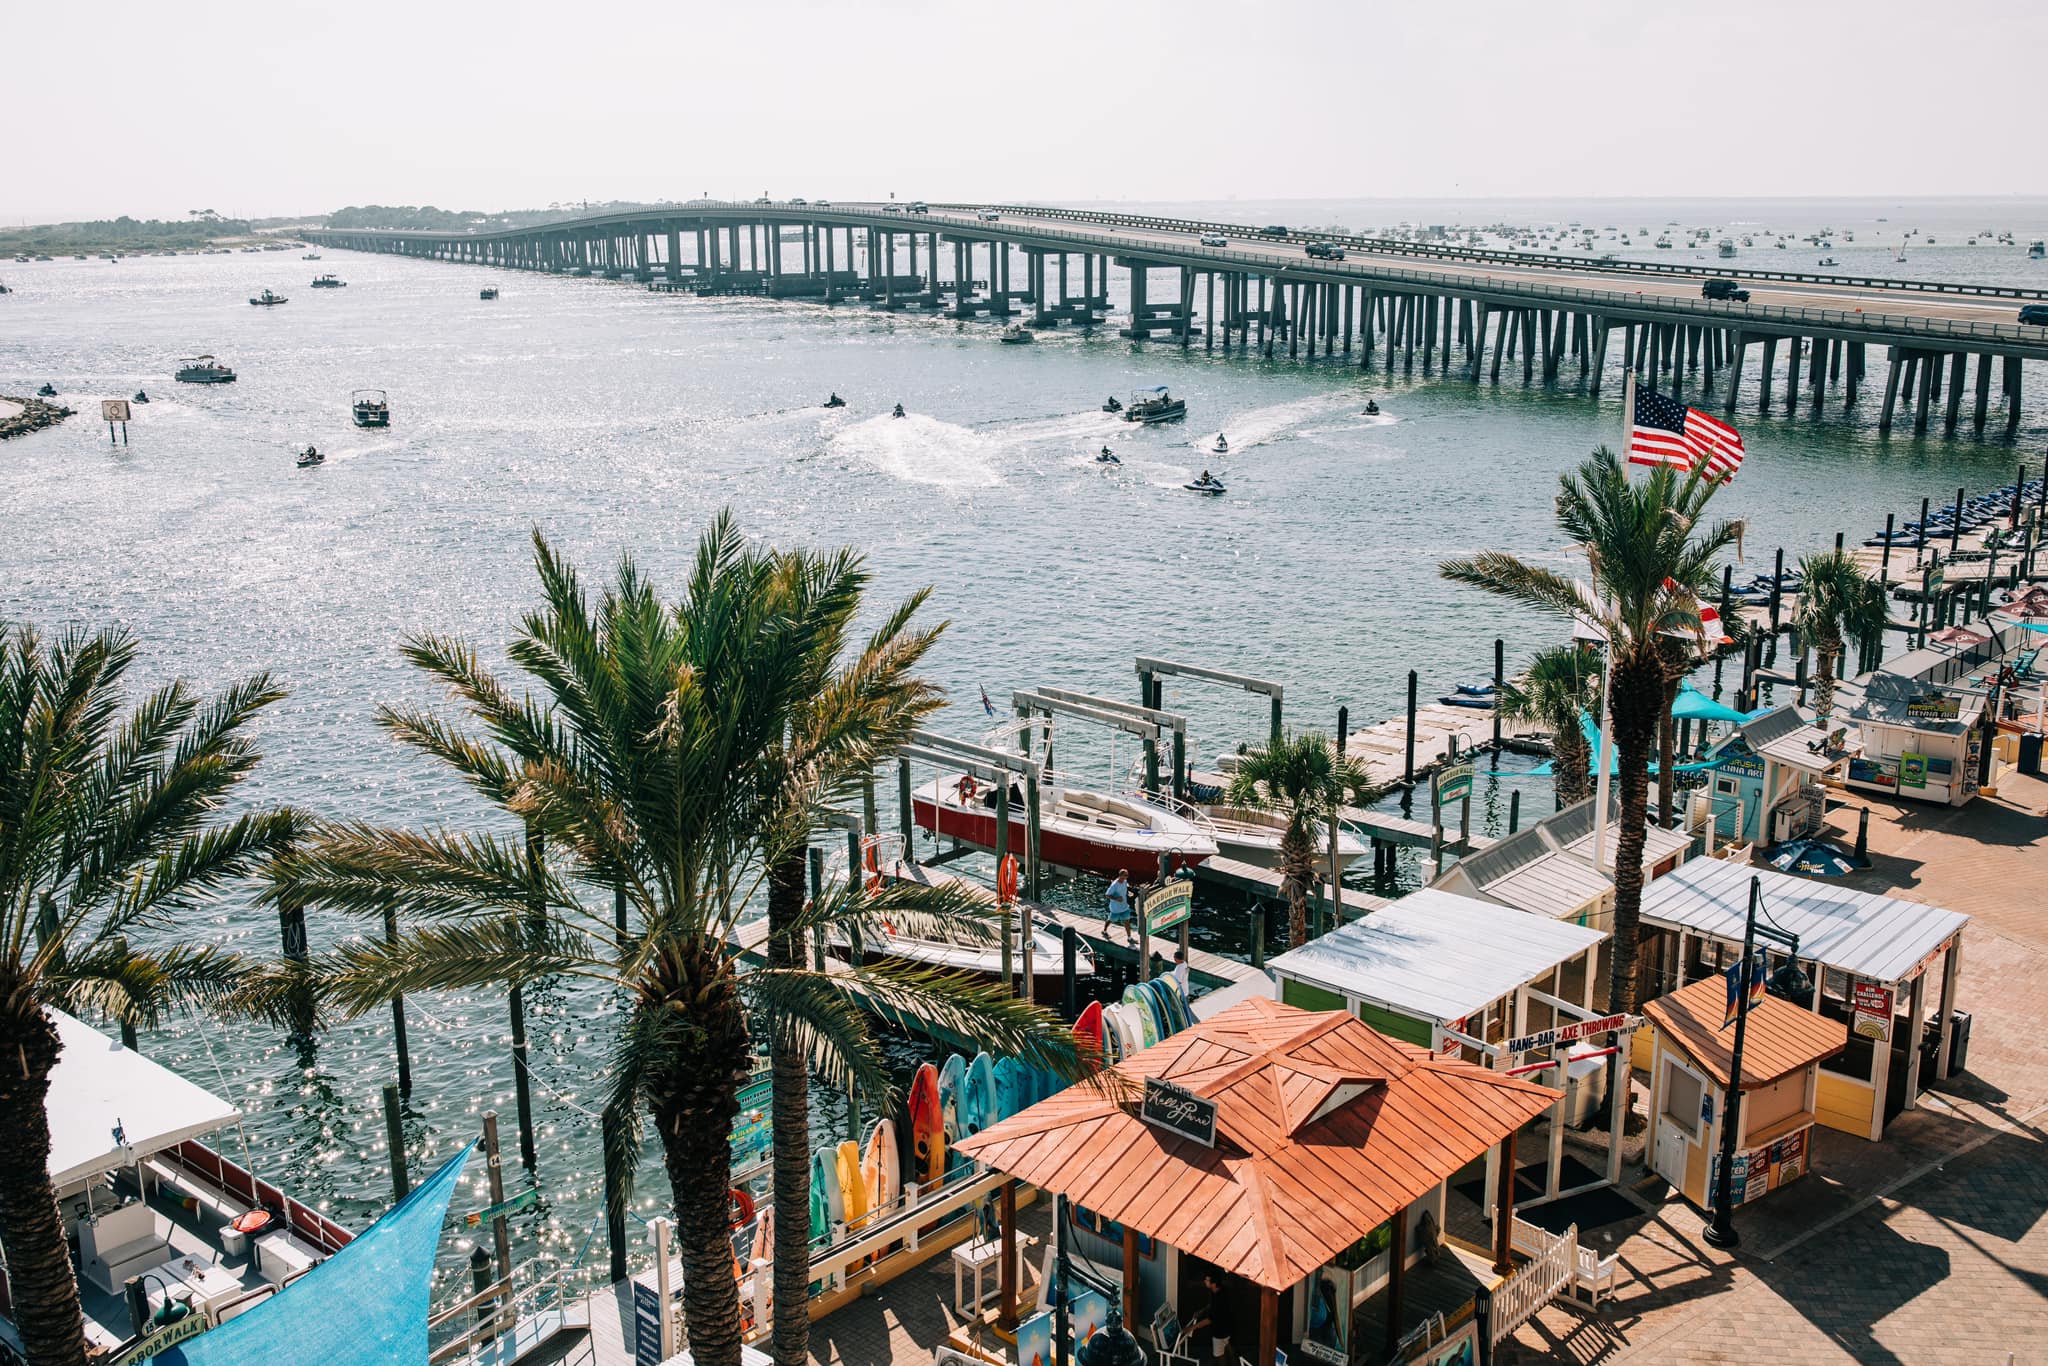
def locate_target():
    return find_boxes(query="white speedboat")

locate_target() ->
[0,1011,350,1359]
[827,838,1093,978]
[999,323,1035,344]
[1192,802,1368,872]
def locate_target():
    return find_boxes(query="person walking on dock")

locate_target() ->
[1104,868,1133,938]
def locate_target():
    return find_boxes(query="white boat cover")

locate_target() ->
[45,1009,241,1190]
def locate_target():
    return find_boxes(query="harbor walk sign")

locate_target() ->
[1142,1076,1217,1147]
[1142,878,1194,935]
[1436,763,1475,805]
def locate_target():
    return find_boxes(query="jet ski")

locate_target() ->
[132,390,150,403]
[1096,446,1120,465]
[1185,471,1226,495]
[892,403,905,418]
[296,445,325,468]
[36,383,57,397]
[1363,400,1380,415]
[1213,434,1229,454]
[1102,396,1122,413]
[823,393,845,408]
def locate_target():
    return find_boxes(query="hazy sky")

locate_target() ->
[7,0,2041,224]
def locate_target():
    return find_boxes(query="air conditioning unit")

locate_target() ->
[1770,803,1802,844]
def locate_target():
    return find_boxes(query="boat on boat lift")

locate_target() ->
[825,836,1093,978]
[910,720,1218,879]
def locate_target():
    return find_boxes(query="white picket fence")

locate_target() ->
[1491,1218,1578,1346]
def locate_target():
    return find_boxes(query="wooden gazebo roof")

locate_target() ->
[955,998,1559,1291]
[1645,977,1848,1089]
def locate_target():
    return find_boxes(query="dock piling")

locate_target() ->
[383,1083,409,1200]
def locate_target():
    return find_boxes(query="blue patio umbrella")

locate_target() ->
[1671,682,1750,725]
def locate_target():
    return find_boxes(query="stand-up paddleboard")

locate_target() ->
[965,1053,998,1139]
[1144,980,1173,1039]
[907,1063,945,1186]
[939,1054,967,1172]
[1108,1002,1144,1059]
[994,1057,1027,1120]
[864,1118,901,1215]
[813,1145,844,1231]
[1122,986,1160,1049]
[836,1140,868,1231]
[750,1205,773,1273]
[1073,1000,1105,1071]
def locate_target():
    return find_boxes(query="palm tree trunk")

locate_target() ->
[1280,821,1314,947]
[1657,679,1678,829]
[1554,724,1592,809]
[1814,633,1842,725]
[765,848,812,1366]
[0,1008,89,1366]
[650,957,752,1366]
[1606,651,1665,1017]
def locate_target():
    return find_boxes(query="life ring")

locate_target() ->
[231,1209,273,1236]
[997,854,1020,903]
[730,1187,755,1227]
[958,774,977,802]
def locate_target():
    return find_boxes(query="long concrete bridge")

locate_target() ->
[305,201,2048,439]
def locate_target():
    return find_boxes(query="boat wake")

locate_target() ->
[1189,391,1360,454]
[830,413,1002,488]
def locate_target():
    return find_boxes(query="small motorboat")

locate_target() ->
[1817,257,1837,267]
[1095,446,1120,465]
[132,390,150,403]
[1213,434,1229,454]
[303,253,322,260]
[1123,386,1187,424]
[999,323,1035,344]
[823,393,846,408]
[479,287,499,300]
[296,445,325,468]
[1197,803,1367,873]
[351,388,390,428]
[36,382,57,397]
[310,274,345,288]
[248,288,288,306]
[891,403,905,418]
[1437,690,1495,710]
[1102,395,1122,413]
[1185,472,1226,495]
[175,355,236,384]
[828,839,1094,980]
[1363,400,1380,415]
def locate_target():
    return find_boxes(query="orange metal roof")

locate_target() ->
[1644,977,1848,1090]
[955,997,1560,1291]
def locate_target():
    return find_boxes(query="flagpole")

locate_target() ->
[1592,369,1636,870]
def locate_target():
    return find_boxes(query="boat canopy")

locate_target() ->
[45,1009,241,1191]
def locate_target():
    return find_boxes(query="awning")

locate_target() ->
[46,1010,241,1191]
[1638,860,1969,985]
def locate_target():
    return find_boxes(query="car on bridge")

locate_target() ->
[1702,278,1751,303]
[1259,225,1289,237]
[1200,235,1228,247]
[909,203,930,214]
[2020,304,2048,326]
[1304,242,1346,261]
[979,211,1000,221]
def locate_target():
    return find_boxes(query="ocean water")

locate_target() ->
[2,196,2043,1307]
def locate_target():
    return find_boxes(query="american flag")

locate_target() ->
[1630,385,1745,481]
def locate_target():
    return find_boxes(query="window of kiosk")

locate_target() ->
[1662,1062,1705,1141]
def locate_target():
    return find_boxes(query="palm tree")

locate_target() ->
[0,624,295,1366]
[1495,646,1602,810]
[1794,550,1888,727]
[1442,448,1741,1015]
[1224,733,1371,949]
[271,521,1074,1366]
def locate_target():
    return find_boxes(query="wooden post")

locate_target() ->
[1492,1130,1517,1275]
[1121,1224,1139,1328]
[1383,1205,1408,1356]
[386,907,412,1095]
[482,1111,514,1313]
[382,1083,409,1200]
[1257,1286,1279,1366]
[999,1180,1019,1330]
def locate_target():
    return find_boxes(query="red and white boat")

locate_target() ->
[912,774,1217,880]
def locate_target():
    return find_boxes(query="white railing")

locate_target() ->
[1492,1218,1577,1346]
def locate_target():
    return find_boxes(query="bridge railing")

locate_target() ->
[307,207,2048,350]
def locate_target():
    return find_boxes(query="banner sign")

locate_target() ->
[1141,1075,1217,1147]
[1435,763,1475,804]
[730,1073,772,1167]
[1504,1013,1634,1057]
[465,1186,538,1226]
[1852,982,1895,1042]
[1715,741,1765,781]
[1899,753,1929,790]
[1141,879,1194,935]
[1904,695,1959,722]
[1847,756,1897,790]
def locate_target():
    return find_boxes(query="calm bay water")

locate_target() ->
[2,196,2043,1302]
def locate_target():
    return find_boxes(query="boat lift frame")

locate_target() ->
[1022,686,1190,801]
[1135,657,1285,755]
[898,728,1046,903]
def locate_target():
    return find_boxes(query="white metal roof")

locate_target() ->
[46,1009,242,1191]
[1269,888,1609,1025]
[1639,859,1970,985]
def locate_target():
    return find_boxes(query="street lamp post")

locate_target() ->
[1703,875,1804,1250]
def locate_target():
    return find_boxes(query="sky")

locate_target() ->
[5,0,2043,225]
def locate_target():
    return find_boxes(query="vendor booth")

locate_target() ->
[1642,977,1847,1212]
[1845,622,2045,802]
[1696,706,1850,846]
[1430,794,1690,930]
[1268,891,1626,1213]
[957,999,1574,1366]
[1635,859,1969,1141]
